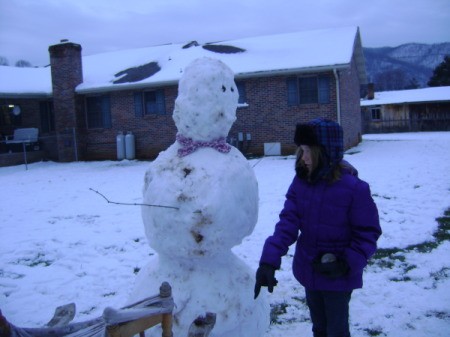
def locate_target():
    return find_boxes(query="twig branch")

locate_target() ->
[89,188,179,210]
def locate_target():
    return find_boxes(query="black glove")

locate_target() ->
[313,253,349,279]
[254,263,278,299]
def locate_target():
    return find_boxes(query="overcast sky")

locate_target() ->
[1,0,449,67]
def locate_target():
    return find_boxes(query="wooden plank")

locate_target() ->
[107,314,163,337]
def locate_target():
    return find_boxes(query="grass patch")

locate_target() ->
[270,302,289,324]
[373,208,450,259]
[369,208,449,282]
[102,292,116,297]
[363,327,385,336]
[425,310,450,319]
[15,252,53,267]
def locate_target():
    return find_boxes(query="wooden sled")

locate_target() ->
[0,282,216,337]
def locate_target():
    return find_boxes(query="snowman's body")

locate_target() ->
[129,57,269,337]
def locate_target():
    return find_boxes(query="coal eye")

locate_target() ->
[231,87,234,92]
[222,85,226,92]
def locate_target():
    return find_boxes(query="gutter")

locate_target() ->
[76,80,179,94]
[235,64,349,80]
[0,92,53,99]
[333,68,341,124]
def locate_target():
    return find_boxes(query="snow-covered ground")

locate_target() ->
[1,132,449,336]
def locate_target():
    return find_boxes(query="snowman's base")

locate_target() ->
[129,253,270,337]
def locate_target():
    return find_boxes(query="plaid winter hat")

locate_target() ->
[294,118,344,180]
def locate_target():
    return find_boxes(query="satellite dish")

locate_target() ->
[12,105,21,116]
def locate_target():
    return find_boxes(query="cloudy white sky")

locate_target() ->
[1,0,449,67]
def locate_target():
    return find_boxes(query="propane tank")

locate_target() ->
[116,132,125,160]
[125,131,135,160]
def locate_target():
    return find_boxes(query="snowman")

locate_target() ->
[129,57,269,336]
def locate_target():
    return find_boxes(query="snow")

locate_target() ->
[0,26,360,95]
[0,65,51,96]
[172,57,238,141]
[1,131,449,336]
[79,26,359,92]
[361,86,450,106]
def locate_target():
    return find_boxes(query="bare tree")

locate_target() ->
[0,56,9,66]
[15,59,32,67]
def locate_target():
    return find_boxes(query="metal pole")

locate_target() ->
[22,142,28,170]
[72,127,79,162]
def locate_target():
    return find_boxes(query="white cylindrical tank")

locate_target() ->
[116,132,125,160]
[125,131,135,160]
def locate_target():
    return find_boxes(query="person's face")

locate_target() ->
[300,145,312,172]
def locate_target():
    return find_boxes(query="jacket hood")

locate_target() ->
[294,118,344,181]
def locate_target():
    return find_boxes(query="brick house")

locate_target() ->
[0,26,367,163]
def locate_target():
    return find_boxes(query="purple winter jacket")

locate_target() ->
[260,166,381,291]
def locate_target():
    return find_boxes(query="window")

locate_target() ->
[287,75,331,105]
[371,107,381,120]
[86,95,111,129]
[298,77,318,104]
[0,104,22,127]
[318,76,330,103]
[134,90,166,116]
[236,82,247,104]
[40,101,55,133]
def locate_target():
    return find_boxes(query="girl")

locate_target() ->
[254,118,381,337]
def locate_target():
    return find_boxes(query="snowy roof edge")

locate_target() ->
[361,87,450,106]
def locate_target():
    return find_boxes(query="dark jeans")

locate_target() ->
[305,289,352,337]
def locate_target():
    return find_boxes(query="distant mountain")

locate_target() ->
[363,42,450,91]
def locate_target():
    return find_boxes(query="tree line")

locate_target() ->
[372,55,449,91]
[0,56,32,68]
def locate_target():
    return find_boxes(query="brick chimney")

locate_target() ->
[49,40,84,162]
[367,82,375,100]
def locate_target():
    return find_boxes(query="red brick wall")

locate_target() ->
[0,98,58,160]
[0,99,42,137]
[79,65,362,160]
[82,86,178,160]
[230,73,339,156]
[2,65,362,162]
[49,42,84,162]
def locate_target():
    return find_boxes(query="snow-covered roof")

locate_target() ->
[0,65,52,98]
[361,86,450,106]
[0,26,365,96]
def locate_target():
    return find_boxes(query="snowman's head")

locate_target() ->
[173,57,238,141]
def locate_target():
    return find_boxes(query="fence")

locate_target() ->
[363,118,450,134]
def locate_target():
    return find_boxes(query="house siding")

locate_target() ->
[361,102,450,133]
[0,98,42,135]
[2,37,365,163]
[77,64,362,160]
[82,87,178,160]
[230,73,339,156]
[0,98,58,161]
